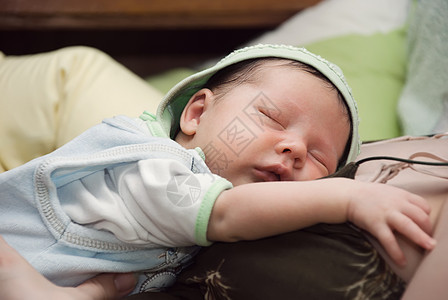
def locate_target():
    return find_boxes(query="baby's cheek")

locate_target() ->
[296,165,323,181]
[310,161,331,180]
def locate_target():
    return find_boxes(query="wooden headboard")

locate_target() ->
[0,0,321,76]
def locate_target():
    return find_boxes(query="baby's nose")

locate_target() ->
[281,141,307,168]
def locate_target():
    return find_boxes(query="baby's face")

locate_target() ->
[185,65,350,186]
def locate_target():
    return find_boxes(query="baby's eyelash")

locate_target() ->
[259,110,271,119]
[309,151,328,170]
[259,109,282,126]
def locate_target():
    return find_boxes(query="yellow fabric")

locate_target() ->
[0,46,163,172]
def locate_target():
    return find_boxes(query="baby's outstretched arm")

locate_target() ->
[207,178,436,266]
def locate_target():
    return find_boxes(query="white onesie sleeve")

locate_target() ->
[61,153,232,247]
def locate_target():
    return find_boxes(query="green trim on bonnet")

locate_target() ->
[156,44,361,165]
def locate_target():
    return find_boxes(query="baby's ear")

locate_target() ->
[179,88,214,135]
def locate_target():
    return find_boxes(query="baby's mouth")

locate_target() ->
[253,168,281,182]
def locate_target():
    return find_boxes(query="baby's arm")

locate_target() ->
[207,178,436,266]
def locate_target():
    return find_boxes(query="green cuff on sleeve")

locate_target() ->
[195,178,233,246]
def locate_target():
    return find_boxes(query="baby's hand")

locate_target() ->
[346,182,436,266]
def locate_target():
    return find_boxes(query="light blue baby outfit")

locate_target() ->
[0,114,231,293]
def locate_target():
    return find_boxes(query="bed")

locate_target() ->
[1,0,447,299]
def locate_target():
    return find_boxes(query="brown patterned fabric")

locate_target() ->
[127,222,404,300]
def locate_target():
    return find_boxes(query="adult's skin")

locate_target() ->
[0,235,136,300]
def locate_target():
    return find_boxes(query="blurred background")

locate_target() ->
[0,0,320,77]
[2,0,446,141]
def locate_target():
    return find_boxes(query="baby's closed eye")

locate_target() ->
[258,108,284,129]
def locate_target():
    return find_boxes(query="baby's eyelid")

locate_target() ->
[259,108,273,118]
[309,151,330,173]
[259,108,283,127]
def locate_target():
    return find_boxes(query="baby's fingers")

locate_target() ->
[403,202,433,235]
[408,193,432,214]
[392,212,436,251]
[374,225,406,266]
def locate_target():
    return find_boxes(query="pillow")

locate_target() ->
[246,0,410,47]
